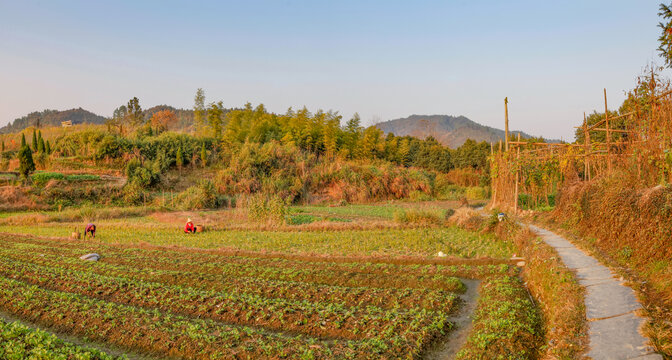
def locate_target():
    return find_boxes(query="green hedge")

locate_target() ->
[32,172,101,184]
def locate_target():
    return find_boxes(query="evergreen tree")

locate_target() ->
[1,140,4,152]
[194,88,206,133]
[344,113,362,158]
[659,3,672,67]
[206,101,224,139]
[32,129,37,152]
[200,143,207,167]
[45,140,51,154]
[21,134,26,147]
[126,97,143,127]
[37,137,45,154]
[18,145,35,178]
[322,116,339,158]
[176,147,183,170]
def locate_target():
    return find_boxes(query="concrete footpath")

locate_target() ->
[527,225,662,360]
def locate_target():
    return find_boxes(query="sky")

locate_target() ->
[0,0,667,141]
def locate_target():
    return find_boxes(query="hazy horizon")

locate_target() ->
[0,0,666,141]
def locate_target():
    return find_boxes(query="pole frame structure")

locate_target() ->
[504,97,510,152]
[604,88,611,172]
[514,133,520,213]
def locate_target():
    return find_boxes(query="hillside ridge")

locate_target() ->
[1,105,197,134]
[375,114,547,148]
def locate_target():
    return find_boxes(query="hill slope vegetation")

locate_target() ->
[1,108,106,134]
[376,115,536,148]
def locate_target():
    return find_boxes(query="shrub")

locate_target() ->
[435,184,466,200]
[94,135,122,161]
[244,193,288,225]
[465,186,488,200]
[447,207,484,231]
[176,180,223,210]
[122,182,148,205]
[409,190,433,201]
[287,214,320,225]
[125,159,160,189]
[393,209,442,225]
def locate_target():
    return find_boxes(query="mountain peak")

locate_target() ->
[375,114,538,148]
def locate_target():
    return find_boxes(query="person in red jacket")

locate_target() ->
[184,218,195,234]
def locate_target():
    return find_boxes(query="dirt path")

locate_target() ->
[527,225,661,360]
[422,279,480,360]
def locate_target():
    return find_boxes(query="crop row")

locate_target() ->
[0,223,515,258]
[6,235,512,279]
[0,274,456,359]
[0,275,347,359]
[0,244,460,312]
[455,276,543,359]
[0,318,124,360]
[3,239,468,292]
[0,255,456,343]
[5,236,510,287]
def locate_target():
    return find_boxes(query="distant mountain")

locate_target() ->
[0,108,106,134]
[375,115,546,148]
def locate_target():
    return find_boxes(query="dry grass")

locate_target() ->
[447,207,483,231]
[0,186,46,211]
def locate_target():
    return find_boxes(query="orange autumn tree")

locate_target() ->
[150,110,178,133]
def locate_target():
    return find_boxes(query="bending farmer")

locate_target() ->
[185,218,195,234]
[85,223,96,239]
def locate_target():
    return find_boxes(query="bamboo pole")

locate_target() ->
[490,142,496,205]
[514,133,520,213]
[575,111,635,131]
[507,141,583,147]
[604,88,611,172]
[505,97,509,152]
[590,128,632,133]
[584,112,589,181]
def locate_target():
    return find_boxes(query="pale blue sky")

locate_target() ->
[0,1,665,140]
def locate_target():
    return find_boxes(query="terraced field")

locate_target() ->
[0,230,540,359]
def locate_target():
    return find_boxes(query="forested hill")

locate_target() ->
[0,108,106,134]
[375,115,537,148]
[1,106,197,134]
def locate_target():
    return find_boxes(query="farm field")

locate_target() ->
[0,204,542,359]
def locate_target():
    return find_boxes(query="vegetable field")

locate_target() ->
[0,231,541,359]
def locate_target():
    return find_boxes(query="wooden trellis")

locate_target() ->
[492,88,643,212]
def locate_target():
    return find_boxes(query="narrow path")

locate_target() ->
[527,225,661,360]
[423,279,480,360]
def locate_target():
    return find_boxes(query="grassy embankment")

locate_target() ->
[537,178,672,357]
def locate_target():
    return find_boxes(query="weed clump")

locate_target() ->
[393,209,442,225]
[242,193,289,225]
[447,207,483,231]
[176,180,224,210]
